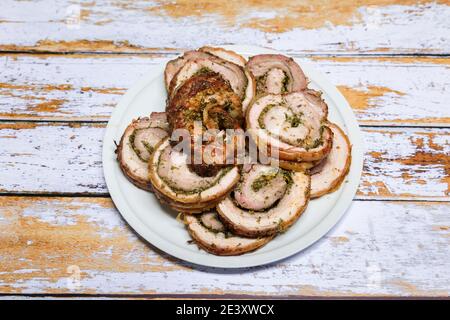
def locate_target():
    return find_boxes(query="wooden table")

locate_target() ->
[0,0,449,299]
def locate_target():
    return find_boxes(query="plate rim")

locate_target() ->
[102,45,364,269]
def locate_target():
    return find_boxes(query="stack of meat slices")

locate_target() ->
[246,54,352,199]
[116,48,352,256]
[148,138,240,213]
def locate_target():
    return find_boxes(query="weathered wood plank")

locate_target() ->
[0,123,448,200]
[0,1,449,54]
[0,196,448,296]
[1,54,449,126]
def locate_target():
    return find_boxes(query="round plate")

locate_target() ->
[102,45,364,268]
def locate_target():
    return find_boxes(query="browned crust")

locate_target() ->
[117,118,153,192]
[310,123,352,199]
[217,174,311,238]
[167,71,242,133]
[185,216,273,256]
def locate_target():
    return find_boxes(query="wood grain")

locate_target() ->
[0,123,448,200]
[0,1,449,54]
[0,196,448,296]
[1,54,449,126]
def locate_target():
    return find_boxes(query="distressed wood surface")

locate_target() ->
[0,54,449,126]
[1,0,449,298]
[0,123,448,200]
[0,196,448,296]
[0,1,449,54]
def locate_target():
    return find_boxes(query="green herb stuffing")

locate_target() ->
[257,104,276,129]
[284,112,303,127]
[251,171,279,192]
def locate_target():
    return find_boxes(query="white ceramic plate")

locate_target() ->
[102,45,364,268]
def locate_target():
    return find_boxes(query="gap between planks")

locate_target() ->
[0,193,449,203]
[2,119,450,129]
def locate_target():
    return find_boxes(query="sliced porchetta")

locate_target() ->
[247,54,307,95]
[184,212,272,255]
[167,71,243,133]
[165,48,255,112]
[246,91,333,162]
[164,50,212,90]
[169,58,247,100]
[117,112,169,191]
[217,164,310,237]
[310,123,352,198]
[149,138,240,211]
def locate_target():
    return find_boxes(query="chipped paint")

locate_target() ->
[1,124,448,199]
[338,85,405,110]
[0,40,146,53]
[0,198,448,296]
[150,0,448,33]
[1,54,449,124]
[0,196,188,294]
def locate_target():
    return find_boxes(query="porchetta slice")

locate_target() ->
[169,59,247,101]
[310,123,352,198]
[217,164,310,237]
[184,212,272,256]
[246,91,333,162]
[117,112,170,191]
[247,54,307,95]
[165,47,255,112]
[149,138,240,209]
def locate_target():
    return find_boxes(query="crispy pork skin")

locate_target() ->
[310,123,352,198]
[185,212,272,255]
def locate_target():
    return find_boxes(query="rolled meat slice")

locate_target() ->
[149,138,240,209]
[246,91,333,162]
[117,113,169,191]
[167,71,243,134]
[169,58,247,100]
[247,54,307,95]
[164,50,212,90]
[310,123,352,198]
[165,47,255,112]
[217,164,310,237]
[185,212,272,256]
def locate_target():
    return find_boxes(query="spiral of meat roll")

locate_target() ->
[310,123,352,198]
[185,211,272,255]
[117,112,169,191]
[167,71,244,134]
[149,138,240,213]
[165,47,255,112]
[247,54,307,95]
[246,91,333,163]
[217,164,310,237]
